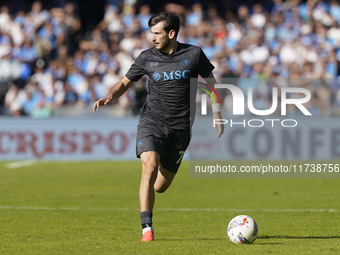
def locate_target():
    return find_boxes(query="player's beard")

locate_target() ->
[155,36,171,52]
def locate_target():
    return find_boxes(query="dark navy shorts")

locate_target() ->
[136,119,191,173]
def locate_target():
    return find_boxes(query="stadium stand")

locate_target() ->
[1,0,340,117]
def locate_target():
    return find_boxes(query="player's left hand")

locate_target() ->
[213,112,224,139]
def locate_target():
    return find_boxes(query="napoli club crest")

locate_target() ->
[181,58,190,66]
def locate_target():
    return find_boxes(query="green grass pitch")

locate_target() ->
[1,160,340,254]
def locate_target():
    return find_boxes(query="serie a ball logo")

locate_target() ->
[227,215,258,244]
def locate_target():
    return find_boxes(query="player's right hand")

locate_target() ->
[93,96,112,112]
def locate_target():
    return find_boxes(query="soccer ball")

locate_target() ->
[227,215,258,244]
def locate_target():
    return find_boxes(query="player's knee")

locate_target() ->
[141,168,157,182]
[141,161,158,182]
[142,161,158,174]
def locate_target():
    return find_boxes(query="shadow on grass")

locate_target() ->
[156,238,283,245]
[260,235,340,239]
[157,238,225,241]
[156,235,340,243]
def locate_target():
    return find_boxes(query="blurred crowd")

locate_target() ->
[1,0,340,118]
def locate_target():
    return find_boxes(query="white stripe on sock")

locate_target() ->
[143,227,154,235]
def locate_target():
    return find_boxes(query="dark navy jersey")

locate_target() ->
[125,42,214,129]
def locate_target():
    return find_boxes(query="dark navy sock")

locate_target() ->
[140,211,153,228]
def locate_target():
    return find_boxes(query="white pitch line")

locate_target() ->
[0,206,338,213]
[6,160,38,169]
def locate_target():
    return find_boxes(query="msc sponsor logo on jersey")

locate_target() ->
[152,70,190,81]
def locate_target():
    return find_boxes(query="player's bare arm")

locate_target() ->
[93,76,134,112]
[206,72,225,139]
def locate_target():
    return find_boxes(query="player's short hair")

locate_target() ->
[148,12,180,38]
